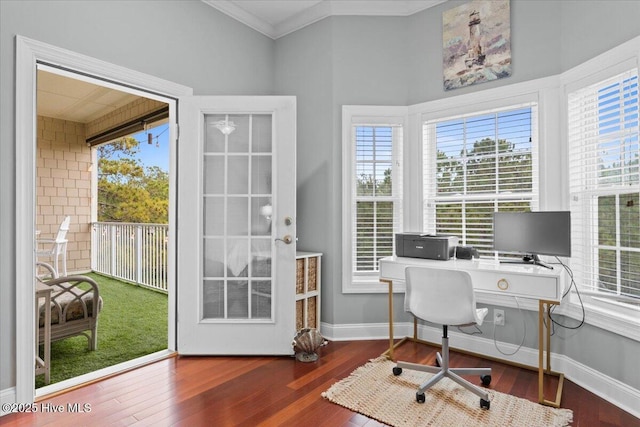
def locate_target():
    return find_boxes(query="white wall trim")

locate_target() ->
[14,35,192,405]
[202,0,448,40]
[0,387,17,417]
[320,321,640,419]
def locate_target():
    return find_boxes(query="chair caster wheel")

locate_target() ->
[392,367,402,376]
[416,392,426,403]
[480,398,490,409]
[481,374,492,386]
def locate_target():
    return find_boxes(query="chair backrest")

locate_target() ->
[36,261,58,280]
[405,266,479,326]
[55,216,71,243]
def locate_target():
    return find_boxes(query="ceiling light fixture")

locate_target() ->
[212,118,236,135]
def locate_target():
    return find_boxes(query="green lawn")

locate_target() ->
[36,273,168,388]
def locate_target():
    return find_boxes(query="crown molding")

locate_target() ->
[202,0,277,38]
[202,0,448,39]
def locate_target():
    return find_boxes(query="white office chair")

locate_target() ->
[393,266,492,409]
[36,215,70,277]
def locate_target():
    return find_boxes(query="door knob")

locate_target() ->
[275,235,293,244]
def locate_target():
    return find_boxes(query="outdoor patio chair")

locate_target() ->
[36,262,103,351]
[36,215,70,277]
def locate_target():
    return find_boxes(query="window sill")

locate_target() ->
[557,295,640,342]
[343,276,405,294]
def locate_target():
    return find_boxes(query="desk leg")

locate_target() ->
[538,299,564,407]
[384,279,395,360]
[381,279,427,361]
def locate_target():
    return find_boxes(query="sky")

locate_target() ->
[131,122,170,171]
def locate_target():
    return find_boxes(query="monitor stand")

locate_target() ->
[500,254,553,270]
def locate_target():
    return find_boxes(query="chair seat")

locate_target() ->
[38,286,103,327]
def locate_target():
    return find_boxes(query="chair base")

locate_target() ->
[394,333,491,409]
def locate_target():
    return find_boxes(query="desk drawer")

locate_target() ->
[472,270,560,301]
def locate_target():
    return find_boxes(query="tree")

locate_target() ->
[97,137,169,224]
[434,136,533,254]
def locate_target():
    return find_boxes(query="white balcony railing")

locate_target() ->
[91,222,168,293]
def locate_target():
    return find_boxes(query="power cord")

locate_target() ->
[492,296,526,356]
[546,257,585,334]
[459,258,585,354]
[456,324,483,335]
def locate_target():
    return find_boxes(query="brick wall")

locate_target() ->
[35,98,167,275]
[36,116,92,274]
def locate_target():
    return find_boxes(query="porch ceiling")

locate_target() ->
[37,70,140,123]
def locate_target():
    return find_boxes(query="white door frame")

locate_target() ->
[14,35,192,403]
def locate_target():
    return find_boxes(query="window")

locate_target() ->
[342,106,405,292]
[568,69,639,307]
[423,105,539,256]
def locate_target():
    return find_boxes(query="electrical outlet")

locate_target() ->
[494,309,505,326]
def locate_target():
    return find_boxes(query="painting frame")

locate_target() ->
[442,0,511,91]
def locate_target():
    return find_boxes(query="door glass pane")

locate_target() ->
[227,197,248,235]
[228,156,249,194]
[204,115,226,153]
[227,238,248,277]
[202,113,274,321]
[203,156,224,194]
[203,197,224,236]
[251,196,272,236]
[203,280,224,318]
[251,239,271,277]
[251,280,271,318]
[252,156,272,194]
[252,115,272,153]
[228,115,250,153]
[228,281,249,318]
[204,238,224,277]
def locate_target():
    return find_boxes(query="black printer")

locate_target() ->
[395,233,459,261]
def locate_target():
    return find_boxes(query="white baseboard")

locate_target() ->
[1,387,17,417]
[320,321,640,419]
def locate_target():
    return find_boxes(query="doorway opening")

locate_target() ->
[35,69,172,389]
[9,34,193,404]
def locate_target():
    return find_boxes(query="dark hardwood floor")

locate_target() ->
[2,339,638,426]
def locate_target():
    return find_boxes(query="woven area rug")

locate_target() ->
[322,357,573,427]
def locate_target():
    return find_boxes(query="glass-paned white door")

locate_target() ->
[178,96,296,355]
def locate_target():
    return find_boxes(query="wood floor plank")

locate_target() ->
[2,340,638,426]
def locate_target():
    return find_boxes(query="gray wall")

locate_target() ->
[407,0,563,104]
[0,0,275,391]
[275,0,640,392]
[2,0,640,395]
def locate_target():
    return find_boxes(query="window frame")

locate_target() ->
[422,103,540,257]
[407,78,562,307]
[342,106,407,293]
[562,36,640,335]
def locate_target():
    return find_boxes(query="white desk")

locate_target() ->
[379,256,565,407]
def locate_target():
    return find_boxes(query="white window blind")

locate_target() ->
[568,69,640,301]
[423,105,538,256]
[353,125,403,274]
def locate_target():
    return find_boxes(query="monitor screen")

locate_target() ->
[493,211,572,258]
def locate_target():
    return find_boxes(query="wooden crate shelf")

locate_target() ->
[295,251,322,331]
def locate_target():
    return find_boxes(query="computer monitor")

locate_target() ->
[493,211,571,269]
